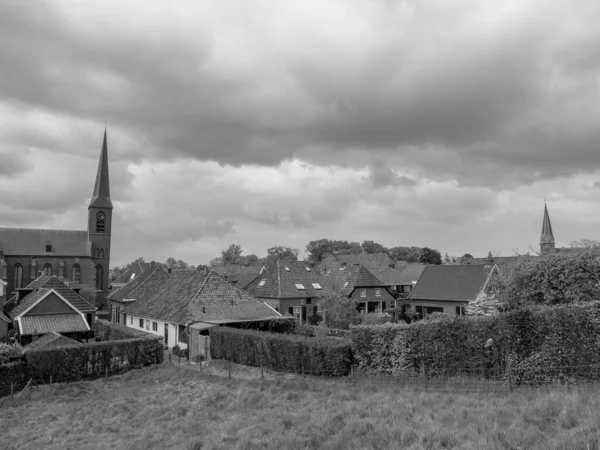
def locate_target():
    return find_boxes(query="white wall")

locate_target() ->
[124,313,187,350]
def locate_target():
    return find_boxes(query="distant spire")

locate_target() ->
[89,128,113,209]
[540,202,554,245]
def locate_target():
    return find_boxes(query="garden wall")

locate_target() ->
[210,326,352,376]
[351,305,600,385]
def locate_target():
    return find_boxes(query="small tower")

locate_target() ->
[540,203,555,256]
[88,129,113,305]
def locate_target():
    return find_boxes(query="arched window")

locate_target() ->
[43,263,52,276]
[13,264,23,289]
[95,264,104,290]
[96,220,105,233]
[71,264,81,284]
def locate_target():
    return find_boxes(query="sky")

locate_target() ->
[1,0,600,267]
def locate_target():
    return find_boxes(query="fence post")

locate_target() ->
[228,358,231,379]
[507,359,513,393]
[10,383,14,400]
[302,364,305,380]
[169,352,172,362]
[261,363,264,381]
[105,367,108,379]
[178,353,181,365]
[352,366,356,387]
[421,362,427,392]
[50,375,53,385]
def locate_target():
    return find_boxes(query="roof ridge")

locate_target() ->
[277,260,282,299]
[0,227,88,233]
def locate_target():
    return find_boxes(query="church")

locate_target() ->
[0,130,113,317]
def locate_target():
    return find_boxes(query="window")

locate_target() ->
[96,219,105,233]
[42,263,52,276]
[179,325,186,344]
[45,244,52,253]
[360,288,366,298]
[306,298,312,305]
[285,267,290,272]
[292,306,302,321]
[96,248,105,258]
[343,281,349,288]
[390,300,396,308]
[305,267,311,271]
[139,318,144,328]
[152,322,158,331]
[13,264,23,289]
[130,273,136,280]
[311,283,322,290]
[146,321,150,330]
[424,306,444,316]
[274,307,279,312]
[391,286,397,291]
[95,265,104,290]
[71,264,81,284]
[375,288,381,297]
[456,306,466,316]
[402,285,412,293]
[258,279,266,287]
[295,283,305,290]
[59,259,65,278]
[130,316,133,325]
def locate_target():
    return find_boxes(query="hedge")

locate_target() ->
[0,361,28,397]
[209,327,352,376]
[351,305,600,385]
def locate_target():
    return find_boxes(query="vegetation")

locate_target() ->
[3,363,600,449]
[209,327,352,376]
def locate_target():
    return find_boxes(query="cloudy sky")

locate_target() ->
[1,0,600,266]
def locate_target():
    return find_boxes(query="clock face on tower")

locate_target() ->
[97,212,106,221]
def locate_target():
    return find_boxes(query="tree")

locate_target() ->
[321,294,361,330]
[165,257,195,270]
[221,244,244,265]
[361,240,388,254]
[388,246,422,263]
[570,239,600,249]
[305,239,362,263]
[109,256,145,282]
[466,291,502,316]
[264,246,299,266]
[506,248,600,309]
[420,247,442,265]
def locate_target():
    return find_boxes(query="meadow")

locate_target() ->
[1,361,600,450]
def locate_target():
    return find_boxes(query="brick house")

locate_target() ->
[339,265,396,314]
[244,260,326,322]
[408,264,499,318]
[2,275,96,345]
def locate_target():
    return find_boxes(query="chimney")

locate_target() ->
[167,268,172,274]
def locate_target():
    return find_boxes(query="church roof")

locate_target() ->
[540,203,555,244]
[89,129,112,209]
[0,228,91,257]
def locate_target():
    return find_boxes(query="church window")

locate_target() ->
[96,220,105,233]
[43,264,52,276]
[13,264,23,289]
[96,248,105,258]
[72,264,81,284]
[96,264,104,290]
[45,244,52,253]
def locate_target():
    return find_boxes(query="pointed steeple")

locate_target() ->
[540,203,554,244]
[89,129,113,209]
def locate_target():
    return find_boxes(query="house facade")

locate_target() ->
[408,264,499,319]
[244,260,326,322]
[337,265,396,313]
[0,130,113,318]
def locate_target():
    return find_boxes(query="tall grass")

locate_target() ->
[2,363,600,450]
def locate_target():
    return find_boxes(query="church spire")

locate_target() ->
[89,128,113,209]
[540,202,555,255]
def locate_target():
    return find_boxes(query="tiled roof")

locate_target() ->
[24,331,82,352]
[211,265,264,288]
[355,266,385,287]
[0,228,91,257]
[19,314,90,335]
[4,289,49,318]
[410,265,492,302]
[0,310,10,323]
[319,253,393,272]
[397,265,427,285]
[111,262,155,286]
[108,267,169,301]
[123,270,281,325]
[245,260,326,299]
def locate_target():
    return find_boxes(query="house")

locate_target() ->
[408,264,499,318]
[338,265,396,314]
[2,275,97,345]
[22,331,83,353]
[318,252,394,273]
[121,270,285,358]
[107,265,170,325]
[0,130,113,318]
[244,260,326,322]
[368,264,426,298]
[109,261,158,291]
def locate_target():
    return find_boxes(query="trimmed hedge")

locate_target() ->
[95,319,155,341]
[351,305,600,385]
[0,361,28,396]
[209,327,352,376]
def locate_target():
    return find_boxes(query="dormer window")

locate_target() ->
[305,267,311,271]
[311,283,322,290]
[258,279,266,287]
[343,281,349,288]
[285,267,290,272]
[45,243,52,253]
[295,283,305,290]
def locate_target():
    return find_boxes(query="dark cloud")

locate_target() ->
[0,150,32,177]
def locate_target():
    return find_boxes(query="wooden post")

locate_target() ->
[178,353,181,365]
[302,364,305,380]
[228,358,231,379]
[261,363,264,381]
[50,375,53,385]
[507,359,513,393]
[352,366,356,387]
[105,367,108,378]
[421,362,427,392]
[10,383,14,400]
[169,352,172,362]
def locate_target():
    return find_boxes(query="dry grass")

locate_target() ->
[2,362,600,450]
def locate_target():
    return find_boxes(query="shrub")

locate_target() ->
[172,345,181,356]
[0,343,22,364]
[361,312,392,325]
[292,322,315,337]
[210,326,352,376]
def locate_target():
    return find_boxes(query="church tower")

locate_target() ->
[540,203,555,256]
[88,129,112,306]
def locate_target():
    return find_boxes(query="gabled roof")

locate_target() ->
[19,314,89,335]
[354,266,385,287]
[211,265,265,288]
[0,228,91,257]
[397,265,427,285]
[123,271,281,325]
[89,129,113,209]
[320,253,393,272]
[111,262,155,286]
[245,260,326,299]
[409,265,494,302]
[4,276,95,317]
[108,267,169,301]
[24,332,82,352]
[0,311,10,323]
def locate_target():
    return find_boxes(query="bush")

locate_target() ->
[210,326,352,376]
[0,343,22,364]
[292,322,315,337]
[361,312,392,325]
[350,305,600,385]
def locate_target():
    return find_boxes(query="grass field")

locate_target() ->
[1,361,600,450]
